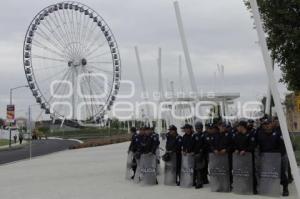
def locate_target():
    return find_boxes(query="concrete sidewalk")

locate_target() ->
[0,142,297,199]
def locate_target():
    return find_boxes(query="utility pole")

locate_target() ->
[8,85,29,148]
[28,105,32,160]
[9,89,12,148]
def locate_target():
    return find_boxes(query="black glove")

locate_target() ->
[162,153,171,162]
[134,152,141,160]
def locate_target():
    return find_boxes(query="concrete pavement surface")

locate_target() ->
[0,142,298,199]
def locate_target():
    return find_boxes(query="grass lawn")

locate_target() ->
[0,139,9,147]
[46,128,128,141]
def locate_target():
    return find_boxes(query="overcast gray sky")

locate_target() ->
[0,0,288,120]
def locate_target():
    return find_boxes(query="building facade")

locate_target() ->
[286,92,300,133]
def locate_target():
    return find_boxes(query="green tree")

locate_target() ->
[110,118,120,129]
[246,0,300,91]
[0,118,5,128]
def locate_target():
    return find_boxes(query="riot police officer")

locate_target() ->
[206,123,231,192]
[257,119,289,196]
[232,121,257,194]
[232,121,256,155]
[163,125,183,185]
[128,127,139,179]
[193,122,207,188]
[214,122,232,155]
[150,127,161,176]
[128,127,139,153]
[136,126,160,184]
[217,122,233,184]
[181,124,194,154]
[205,123,219,153]
[138,126,160,155]
[272,117,293,184]
[180,124,195,187]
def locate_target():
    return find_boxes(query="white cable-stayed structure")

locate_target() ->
[132,1,241,132]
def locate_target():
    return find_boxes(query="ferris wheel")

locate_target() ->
[23,2,121,123]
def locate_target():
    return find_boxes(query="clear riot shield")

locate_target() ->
[133,158,141,184]
[232,152,253,194]
[209,153,230,192]
[140,153,157,185]
[156,148,162,176]
[258,153,281,197]
[194,152,206,171]
[164,152,177,186]
[125,151,134,180]
[180,153,194,188]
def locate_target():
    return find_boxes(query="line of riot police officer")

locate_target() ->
[127,118,291,196]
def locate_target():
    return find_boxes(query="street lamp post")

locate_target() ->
[8,85,29,147]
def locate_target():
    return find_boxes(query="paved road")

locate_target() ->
[0,139,79,165]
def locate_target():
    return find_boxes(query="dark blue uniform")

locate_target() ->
[128,133,140,178]
[193,132,206,154]
[138,133,160,154]
[128,133,140,153]
[232,132,256,153]
[232,131,257,193]
[207,130,233,183]
[182,133,194,153]
[206,130,232,152]
[151,132,160,154]
[165,132,183,184]
[257,129,288,189]
[193,131,207,187]
[257,129,284,154]
[205,132,218,153]
[166,133,183,153]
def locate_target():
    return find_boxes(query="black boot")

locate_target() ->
[282,185,289,197]
[195,183,203,189]
[203,178,209,184]
[253,189,258,195]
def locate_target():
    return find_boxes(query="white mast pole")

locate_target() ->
[250,1,300,197]
[158,48,164,99]
[265,60,274,115]
[170,81,176,126]
[265,86,271,115]
[173,1,198,94]
[178,55,185,128]
[179,55,183,92]
[157,48,164,133]
[134,46,150,124]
